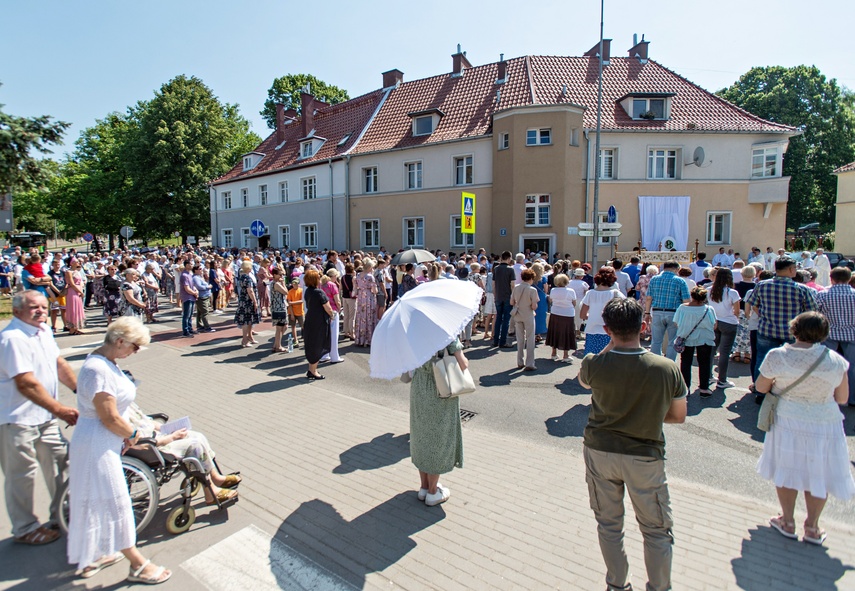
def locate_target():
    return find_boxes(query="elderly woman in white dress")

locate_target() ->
[67,317,171,583]
[755,311,854,545]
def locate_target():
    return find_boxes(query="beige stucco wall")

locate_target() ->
[835,171,855,256]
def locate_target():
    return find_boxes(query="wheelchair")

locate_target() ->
[57,413,238,536]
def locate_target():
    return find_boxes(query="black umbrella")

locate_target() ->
[389,248,436,266]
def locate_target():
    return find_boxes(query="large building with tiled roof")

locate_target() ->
[833,161,855,255]
[210,39,796,257]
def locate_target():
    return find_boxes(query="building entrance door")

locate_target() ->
[523,238,550,256]
[258,235,270,250]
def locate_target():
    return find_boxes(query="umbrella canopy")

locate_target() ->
[369,279,481,380]
[388,248,436,266]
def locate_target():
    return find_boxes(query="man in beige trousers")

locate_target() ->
[579,298,687,591]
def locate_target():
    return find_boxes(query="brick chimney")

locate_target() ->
[496,54,507,83]
[275,103,285,145]
[627,34,649,61]
[301,92,315,136]
[382,69,404,89]
[451,44,472,77]
[584,39,611,63]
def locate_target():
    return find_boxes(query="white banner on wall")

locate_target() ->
[638,196,691,251]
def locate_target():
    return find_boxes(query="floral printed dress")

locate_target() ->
[353,272,378,346]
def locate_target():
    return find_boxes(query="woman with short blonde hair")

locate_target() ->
[234,261,260,347]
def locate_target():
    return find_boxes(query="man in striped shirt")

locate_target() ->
[816,267,855,406]
[746,256,818,402]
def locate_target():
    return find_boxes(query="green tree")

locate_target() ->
[124,75,259,240]
[717,66,855,228]
[9,159,59,234]
[260,74,349,129]
[0,86,69,193]
[50,113,135,244]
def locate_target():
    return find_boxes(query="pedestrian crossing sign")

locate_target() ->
[461,192,475,234]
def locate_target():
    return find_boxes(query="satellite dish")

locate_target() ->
[693,146,705,167]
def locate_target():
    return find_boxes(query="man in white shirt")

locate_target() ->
[711,248,729,267]
[725,249,736,268]
[814,248,831,287]
[764,247,776,271]
[611,259,634,296]
[0,291,78,545]
[513,253,526,285]
[800,251,815,271]
[689,252,711,284]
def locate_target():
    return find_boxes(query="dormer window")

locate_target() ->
[619,93,674,121]
[408,109,444,137]
[301,141,314,158]
[242,152,264,171]
[298,136,326,160]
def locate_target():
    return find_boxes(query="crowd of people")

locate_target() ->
[1,239,854,590]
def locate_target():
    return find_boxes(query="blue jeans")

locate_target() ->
[182,300,196,334]
[824,339,855,404]
[753,334,788,381]
[494,300,512,346]
[650,310,678,361]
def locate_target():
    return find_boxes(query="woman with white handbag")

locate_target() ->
[407,339,469,507]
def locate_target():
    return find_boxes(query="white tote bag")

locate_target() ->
[432,350,476,398]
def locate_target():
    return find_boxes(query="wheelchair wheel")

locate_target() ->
[123,456,160,534]
[55,456,159,535]
[166,505,195,535]
[180,476,202,498]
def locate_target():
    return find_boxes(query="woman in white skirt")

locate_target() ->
[67,317,171,583]
[755,311,854,545]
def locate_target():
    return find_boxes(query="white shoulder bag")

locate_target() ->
[432,349,476,398]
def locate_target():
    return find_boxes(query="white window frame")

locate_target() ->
[598,148,616,179]
[751,146,780,178]
[647,148,679,180]
[221,228,233,249]
[454,154,474,186]
[525,194,551,227]
[243,156,252,171]
[301,176,317,200]
[240,227,251,249]
[278,225,290,249]
[413,115,433,136]
[364,167,378,193]
[404,161,423,190]
[632,98,667,120]
[222,191,232,209]
[596,211,619,246]
[498,132,509,150]
[360,219,380,249]
[300,223,318,249]
[241,188,248,207]
[706,211,732,245]
[525,128,552,146]
[259,184,268,206]
[403,217,425,248]
[279,180,289,202]
[300,141,313,159]
[451,215,475,248]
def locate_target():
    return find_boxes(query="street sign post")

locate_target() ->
[461,192,475,234]
[250,219,267,238]
[578,229,622,238]
[607,205,617,224]
[120,226,134,239]
[82,232,94,243]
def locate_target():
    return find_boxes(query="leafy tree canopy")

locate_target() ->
[717,65,855,228]
[0,84,70,193]
[260,74,349,129]
[124,75,259,240]
[10,159,59,234]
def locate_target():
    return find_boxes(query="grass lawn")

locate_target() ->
[0,295,10,321]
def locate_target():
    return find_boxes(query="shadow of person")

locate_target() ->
[545,404,591,438]
[332,433,410,474]
[554,378,589,396]
[687,388,727,416]
[478,367,519,387]
[271,494,445,589]
[726,391,764,442]
[731,526,854,590]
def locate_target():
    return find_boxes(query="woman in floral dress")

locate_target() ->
[234,261,260,347]
[102,264,123,324]
[142,264,159,322]
[257,262,271,318]
[353,259,378,347]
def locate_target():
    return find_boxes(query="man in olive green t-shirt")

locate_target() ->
[579,298,687,591]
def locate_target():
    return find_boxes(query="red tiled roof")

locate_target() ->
[213,89,386,184]
[214,53,795,183]
[834,161,855,174]
[530,56,796,132]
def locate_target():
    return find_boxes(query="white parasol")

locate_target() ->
[369,279,481,380]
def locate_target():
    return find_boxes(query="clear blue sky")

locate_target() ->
[2,0,852,158]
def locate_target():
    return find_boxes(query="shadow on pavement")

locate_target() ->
[0,537,76,591]
[478,367,518,387]
[554,378,588,396]
[731,526,854,590]
[271,493,444,590]
[545,403,591,438]
[726,391,764,442]
[332,433,410,474]
[687,388,727,416]
[235,378,304,395]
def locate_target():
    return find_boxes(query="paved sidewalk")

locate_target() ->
[1,309,854,590]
